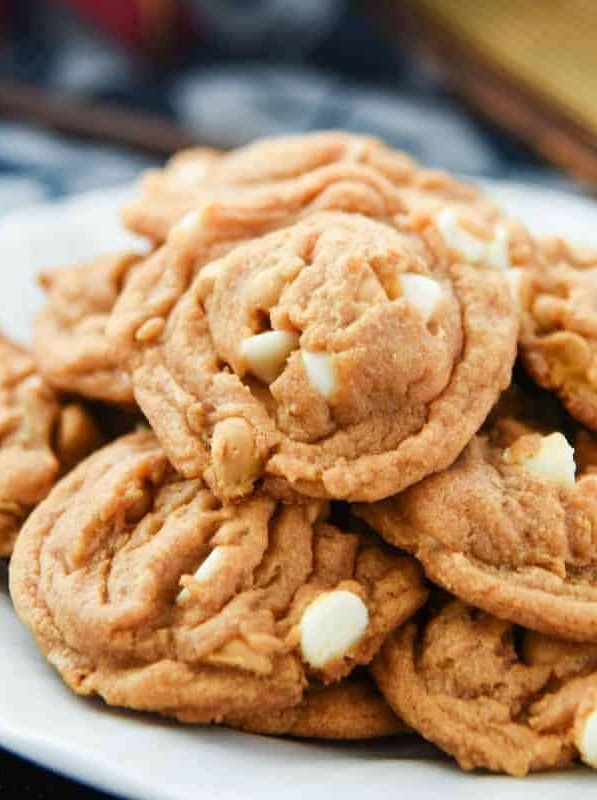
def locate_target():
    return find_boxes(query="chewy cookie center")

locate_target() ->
[204,214,462,445]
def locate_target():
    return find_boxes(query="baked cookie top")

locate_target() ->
[357,416,597,641]
[123,131,490,242]
[519,236,597,430]
[0,334,101,557]
[34,252,143,405]
[226,674,405,740]
[372,598,597,776]
[9,430,426,723]
[110,209,517,502]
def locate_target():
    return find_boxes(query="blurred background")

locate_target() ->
[0,0,595,214]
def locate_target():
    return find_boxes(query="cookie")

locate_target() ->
[226,674,406,740]
[47,133,461,409]
[110,208,517,502]
[123,131,490,242]
[357,421,597,642]
[34,252,143,405]
[519,236,597,430]
[372,598,597,775]
[0,334,101,556]
[9,430,427,723]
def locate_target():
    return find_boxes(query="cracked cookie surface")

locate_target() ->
[226,674,406,740]
[357,417,597,642]
[110,210,517,502]
[372,598,597,775]
[9,430,426,723]
[123,131,492,243]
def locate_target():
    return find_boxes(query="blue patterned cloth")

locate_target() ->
[0,0,570,219]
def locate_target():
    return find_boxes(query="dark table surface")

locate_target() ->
[0,748,115,799]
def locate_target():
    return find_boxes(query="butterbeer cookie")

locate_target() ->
[519,237,597,430]
[0,334,101,556]
[62,132,476,410]
[123,131,490,242]
[34,252,143,405]
[357,422,597,642]
[226,674,406,740]
[110,210,517,502]
[372,598,597,775]
[10,430,426,723]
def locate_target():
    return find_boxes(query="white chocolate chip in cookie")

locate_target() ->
[299,590,369,668]
[400,273,443,323]
[177,547,229,604]
[195,547,228,582]
[301,350,335,399]
[487,224,510,270]
[240,330,299,384]
[173,207,205,236]
[504,268,523,304]
[436,208,487,262]
[178,160,209,185]
[507,432,576,486]
[176,547,226,603]
[576,706,597,768]
[436,208,510,270]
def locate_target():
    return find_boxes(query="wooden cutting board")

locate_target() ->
[374,0,597,186]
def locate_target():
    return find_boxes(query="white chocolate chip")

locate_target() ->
[513,432,576,486]
[177,586,190,605]
[240,330,299,383]
[176,547,228,604]
[301,350,335,399]
[400,273,443,323]
[299,590,369,668]
[504,268,523,305]
[177,160,209,185]
[21,375,43,391]
[436,208,486,262]
[194,547,228,582]
[577,708,597,768]
[344,139,367,162]
[436,208,510,270]
[487,224,510,270]
[173,207,204,236]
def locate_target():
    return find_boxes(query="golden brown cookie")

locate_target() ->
[226,674,406,740]
[123,131,489,242]
[110,209,517,502]
[54,133,482,412]
[0,334,101,556]
[10,430,427,723]
[519,236,597,430]
[372,598,597,776]
[33,252,143,405]
[357,422,597,642]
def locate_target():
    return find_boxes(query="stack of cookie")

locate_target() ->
[5,132,597,776]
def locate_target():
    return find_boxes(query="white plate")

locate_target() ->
[0,179,596,800]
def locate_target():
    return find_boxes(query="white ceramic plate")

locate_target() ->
[1,179,596,800]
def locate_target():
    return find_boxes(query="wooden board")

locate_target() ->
[373,0,597,186]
